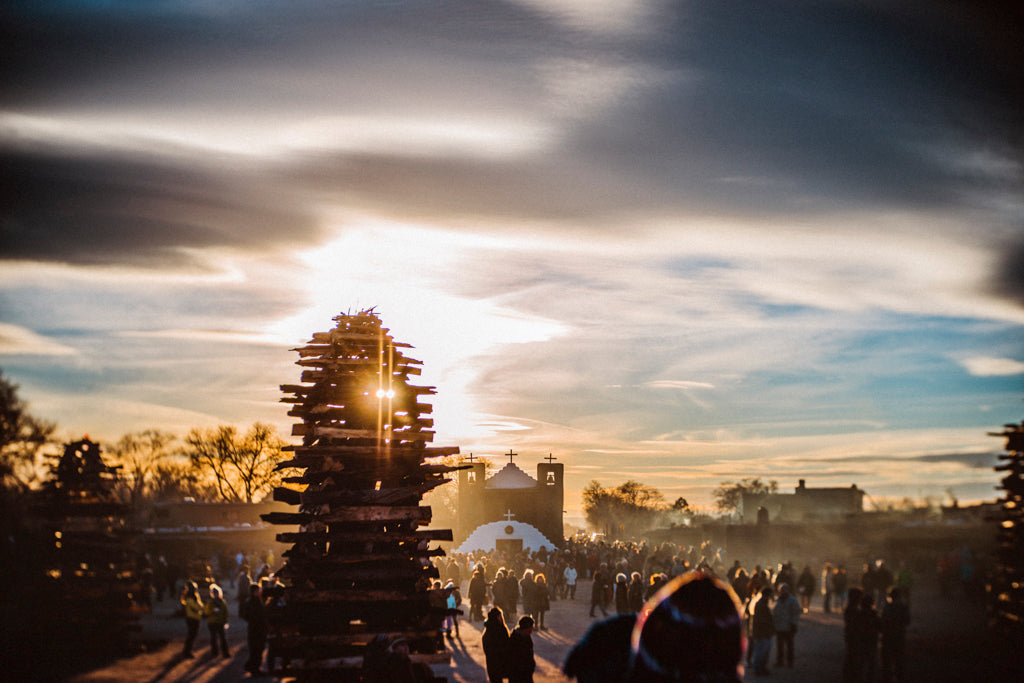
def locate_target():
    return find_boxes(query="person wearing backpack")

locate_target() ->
[444,580,463,639]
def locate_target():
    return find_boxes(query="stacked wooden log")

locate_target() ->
[33,437,141,653]
[990,419,1024,634]
[265,310,461,680]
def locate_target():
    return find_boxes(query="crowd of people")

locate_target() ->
[134,547,280,612]
[437,540,920,682]
[161,537,935,682]
[723,557,914,680]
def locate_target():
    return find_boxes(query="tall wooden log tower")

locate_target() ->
[34,437,140,654]
[265,309,461,680]
[991,419,1024,635]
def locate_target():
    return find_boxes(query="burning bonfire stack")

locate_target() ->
[265,309,461,680]
[34,437,140,653]
[991,419,1024,634]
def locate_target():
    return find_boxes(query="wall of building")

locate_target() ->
[455,461,564,547]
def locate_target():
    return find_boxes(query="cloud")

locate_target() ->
[645,380,715,390]
[992,239,1024,308]
[913,451,1000,470]
[0,323,77,356]
[958,356,1024,376]
[2,0,1023,511]
[0,145,324,267]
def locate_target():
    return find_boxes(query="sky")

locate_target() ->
[1,1,1022,518]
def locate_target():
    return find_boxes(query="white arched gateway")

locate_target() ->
[454,519,557,555]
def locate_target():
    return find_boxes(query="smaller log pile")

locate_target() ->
[265,310,462,680]
[990,419,1024,634]
[34,437,141,653]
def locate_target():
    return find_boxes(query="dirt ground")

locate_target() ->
[66,577,1021,683]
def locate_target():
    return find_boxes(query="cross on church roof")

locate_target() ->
[505,449,517,464]
[503,509,516,521]
[465,453,477,463]
[544,453,557,464]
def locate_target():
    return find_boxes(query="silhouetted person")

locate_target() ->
[533,573,550,630]
[772,583,801,668]
[750,586,775,676]
[628,572,644,613]
[508,615,536,683]
[242,583,267,675]
[235,565,252,617]
[469,567,488,621]
[842,587,863,682]
[861,562,878,607]
[590,568,609,618]
[205,583,230,658]
[881,588,910,683]
[563,613,637,683]
[834,565,849,610]
[848,591,880,683]
[614,573,630,614]
[796,565,816,611]
[265,583,289,672]
[482,606,511,682]
[180,581,203,658]
[821,563,835,613]
[626,570,745,682]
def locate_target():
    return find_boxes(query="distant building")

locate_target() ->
[140,501,290,563]
[147,500,286,530]
[741,479,865,524]
[455,452,564,551]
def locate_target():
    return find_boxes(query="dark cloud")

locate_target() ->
[914,450,1001,470]
[0,1,566,113]
[1,0,1022,267]
[992,238,1024,308]
[553,1,1024,215]
[791,450,1000,470]
[0,146,322,266]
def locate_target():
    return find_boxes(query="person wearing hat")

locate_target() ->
[626,570,745,682]
[508,615,536,682]
[772,583,801,668]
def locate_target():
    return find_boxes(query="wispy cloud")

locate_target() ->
[0,324,77,356]
[958,356,1024,377]
[645,380,716,390]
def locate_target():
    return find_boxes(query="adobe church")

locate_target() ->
[454,451,564,552]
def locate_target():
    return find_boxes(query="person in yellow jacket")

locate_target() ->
[205,583,230,658]
[181,582,204,658]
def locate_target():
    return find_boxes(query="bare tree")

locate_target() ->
[150,459,214,502]
[185,422,288,503]
[582,479,667,539]
[110,429,177,505]
[712,477,778,514]
[0,370,56,491]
